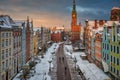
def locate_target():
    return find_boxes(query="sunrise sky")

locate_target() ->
[0,0,120,28]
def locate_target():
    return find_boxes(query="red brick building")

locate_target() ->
[26,17,31,62]
[51,27,64,42]
[51,32,61,42]
[71,0,80,43]
[110,7,120,21]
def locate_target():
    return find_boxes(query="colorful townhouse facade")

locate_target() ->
[26,17,31,62]
[84,20,104,62]
[0,15,13,80]
[102,26,111,73]
[12,24,22,76]
[30,20,34,59]
[21,22,26,66]
[109,22,120,80]
[33,31,38,56]
[94,32,103,69]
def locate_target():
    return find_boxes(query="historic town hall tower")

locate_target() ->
[71,0,80,43]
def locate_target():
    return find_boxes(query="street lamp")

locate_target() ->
[48,60,52,71]
[73,57,77,70]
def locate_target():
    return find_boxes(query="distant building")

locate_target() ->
[26,17,31,62]
[71,0,80,43]
[30,20,34,59]
[110,7,120,21]
[51,26,65,42]
[33,31,38,56]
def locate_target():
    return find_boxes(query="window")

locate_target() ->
[117,47,119,53]
[2,39,4,47]
[117,58,119,65]
[2,50,4,60]
[114,46,115,53]
[103,43,104,48]
[111,66,112,71]
[114,68,115,73]
[9,33,11,37]
[111,45,112,52]
[114,57,115,63]
[9,38,11,45]
[111,56,112,62]
[9,48,11,56]
[9,58,11,65]
[2,33,4,38]
[6,49,8,58]
[2,62,4,70]
[6,33,8,37]
[105,43,106,49]
[6,39,8,46]
[113,36,115,42]
[117,70,119,75]
[6,60,8,68]
[107,44,109,50]
[107,54,109,60]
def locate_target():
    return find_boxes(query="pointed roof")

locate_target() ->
[72,0,76,12]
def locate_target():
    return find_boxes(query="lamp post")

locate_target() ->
[73,57,77,70]
[48,60,52,71]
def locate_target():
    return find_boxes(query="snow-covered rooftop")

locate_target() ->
[0,15,15,28]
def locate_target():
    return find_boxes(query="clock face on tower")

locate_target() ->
[72,14,75,17]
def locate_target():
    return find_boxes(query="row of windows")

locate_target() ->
[14,36,21,43]
[1,32,12,38]
[110,66,119,75]
[2,38,11,47]
[111,45,119,53]
[111,56,119,65]
[102,52,109,61]
[102,43,109,50]
[102,43,119,54]
[2,58,11,70]
[2,48,11,60]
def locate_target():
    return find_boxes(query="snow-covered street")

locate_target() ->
[64,45,111,80]
[13,43,58,80]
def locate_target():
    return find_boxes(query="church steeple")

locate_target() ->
[72,0,76,12]
[71,0,77,26]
